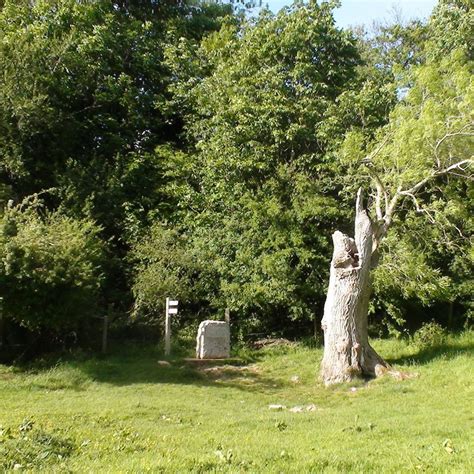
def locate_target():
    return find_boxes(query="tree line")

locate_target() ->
[0,0,472,358]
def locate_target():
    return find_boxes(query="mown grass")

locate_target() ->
[0,332,472,472]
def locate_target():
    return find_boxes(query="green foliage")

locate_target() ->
[0,0,471,343]
[384,50,471,323]
[347,6,474,332]
[428,0,473,59]
[412,321,447,351]
[0,196,105,331]
[372,231,452,332]
[352,52,472,195]
[193,1,362,172]
[131,223,212,323]
[133,0,473,338]
[174,0,387,335]
[0,0,232,324]
[0,0,190,223]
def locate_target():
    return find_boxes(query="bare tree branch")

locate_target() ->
[399,191,436,223]
[356,187,364,214]
[434,124,474,163]
[384,186,402,227]
[362,135,391,220]
[366,134,390,162]
[375,159,473,239]
[402,159,473,196]
[364,169,388,221]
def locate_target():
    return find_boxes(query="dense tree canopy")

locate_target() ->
[0,0,471,353]
[0,0,231,319]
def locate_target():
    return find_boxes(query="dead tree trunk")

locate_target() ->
[319,147,473,385]
[321,189,389,385]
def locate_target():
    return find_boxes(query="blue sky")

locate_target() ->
[258,1,438,27]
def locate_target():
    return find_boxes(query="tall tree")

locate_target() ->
[320,0,473,384]
[156,0,395,337]
[0,0,231,312]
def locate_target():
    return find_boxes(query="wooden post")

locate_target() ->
[448,301,454,329]
[225,307,230,324]
[102,304,111,355]
[165,297,171,356]
[0,297,4,348]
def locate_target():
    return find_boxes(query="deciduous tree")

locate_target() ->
[321,39,473,383]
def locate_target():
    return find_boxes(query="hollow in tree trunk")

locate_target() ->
[321,189,389,385]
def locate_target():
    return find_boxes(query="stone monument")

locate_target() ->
[196,320,230,359]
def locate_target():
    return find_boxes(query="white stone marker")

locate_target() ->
[196,320,230,359]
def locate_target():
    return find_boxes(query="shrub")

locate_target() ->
[412,321,446,351]
[0,196,105,332]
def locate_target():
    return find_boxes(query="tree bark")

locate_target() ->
[320,189,388,385]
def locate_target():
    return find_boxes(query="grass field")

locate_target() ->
[0,332,473,473]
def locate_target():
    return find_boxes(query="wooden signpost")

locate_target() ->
[0,297,4,348]
[164,298,179,356]
[102,303,112,355]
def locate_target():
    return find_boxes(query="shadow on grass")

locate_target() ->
[7,343,284,393]
[386,340,474,366]
[81,356,284,393]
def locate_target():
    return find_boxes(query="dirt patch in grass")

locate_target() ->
[200,364,261,379]
[250,338,296,350]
